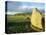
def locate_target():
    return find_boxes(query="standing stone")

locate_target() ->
[31,8,43,32]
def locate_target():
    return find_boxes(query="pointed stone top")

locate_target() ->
[32,8,38,11]
[32,8,38,13]
[32,7,42,15]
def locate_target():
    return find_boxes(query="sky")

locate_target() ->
[7,1,45,12]
[6,1,45,15]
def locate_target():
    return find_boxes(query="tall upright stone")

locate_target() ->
[31,8,43,31]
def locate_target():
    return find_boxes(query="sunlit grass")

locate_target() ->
[7,15,26,22]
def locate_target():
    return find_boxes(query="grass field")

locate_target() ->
[7,15,26,22]
[6,15,32,33]
[6,13,45,33]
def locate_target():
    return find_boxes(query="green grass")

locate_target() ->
[6,14,45,33]
[7,15,31,33]
[7,15,26,22]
